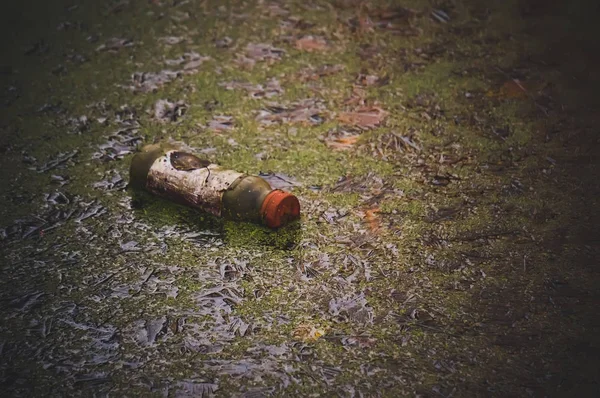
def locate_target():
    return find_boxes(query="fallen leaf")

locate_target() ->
[154,99,187,122]
[92,170,126,191]
[364,207,381,232]
[499,80,528,98]
[431,175,451,186]
[298,64,345,81]
[33,150,79,173]
[350,6,420,36]
[292,323,325,342]
[234,43,286,69]
[329,292,373,324]
[126,70,181,93]
[341,335,377,349]
[369,131,421,161]
[175,380,218,397]
[327,135,359,151]
[266,3,289,17]
[158,36,184,45]
[164,52,207,66]
[356,73,388,87]
[338,106,388,129]
[95,37,133,52]
[256,99,327,126]
[488,79,545,99]
[295,36,329,52]
[215,36,233,48]
[206,115,234,132]
[431,9,450,23]
[357,15,375,34]
[322,127,362,151]
[258,172,302,189]
[219,78,283,98]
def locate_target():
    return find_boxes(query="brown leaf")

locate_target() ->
[357,15,375,34]
[498,80,528,98]
[154,99,187,122]
[344,86,367,106]
[350,5,420,35]
[219,78,283,98]
[327,135,359,151]
[356,73,389,87]
[323,128,362,151]
[258,172,302,189]
[235,43,285,69]
[292,323,325,342]
[298,64,345,81]
[488,79,545,99]
[364,207,381,232]
[357,73,379,86]
[95,37,133,52]
[338,106,388,129]
[207,115,234,132]
[256,99,326,126]
[244,43,285,61]
[295,36,329,52]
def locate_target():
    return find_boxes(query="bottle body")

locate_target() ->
[130,143,300,228]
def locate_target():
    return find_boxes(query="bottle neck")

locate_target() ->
[221,175,272,223]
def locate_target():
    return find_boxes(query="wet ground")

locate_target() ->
[1,0,600,396]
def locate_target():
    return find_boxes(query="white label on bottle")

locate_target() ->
[146,151,244,216]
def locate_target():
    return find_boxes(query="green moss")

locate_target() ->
[223,219,302,249]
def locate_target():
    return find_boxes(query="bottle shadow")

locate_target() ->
[130,189,302,250]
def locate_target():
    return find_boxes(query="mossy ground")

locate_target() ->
[1,0,599,396]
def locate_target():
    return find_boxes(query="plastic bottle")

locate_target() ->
[129,143,300,228]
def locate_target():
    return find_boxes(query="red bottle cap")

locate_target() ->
[260,190,301,228]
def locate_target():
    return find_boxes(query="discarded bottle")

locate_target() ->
[129,143,300,228]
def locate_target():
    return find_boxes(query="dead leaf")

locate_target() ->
[298,64,345,81]
[356,73,388,87]
[234,43,285,69]
[364,207,381,232]
[125,70,180,93]
[215,36,233,48]
[182,57,211,72]
[322,127,362,151]
[219,78,283,98]
[431,9,450,24]
[344,86,367,106]
[326,135,359,151]
[158,36,184,46]
[295,36,329,52]
[256,99,326,126]
[164,52,209,67]
[258,172,302,190]
[292,323,325,342]
[368,131,421,161]
[266,3,289,17]
[488,79,545,99]
[206,115,234,132]
[245,42,285,61]
[154,99,187,122]
[329,292,373,324]
[350,5,420,35]
[95,37,133,52]
[342,335,377,348]
[357,15,375,34]
[338,106,388,129]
